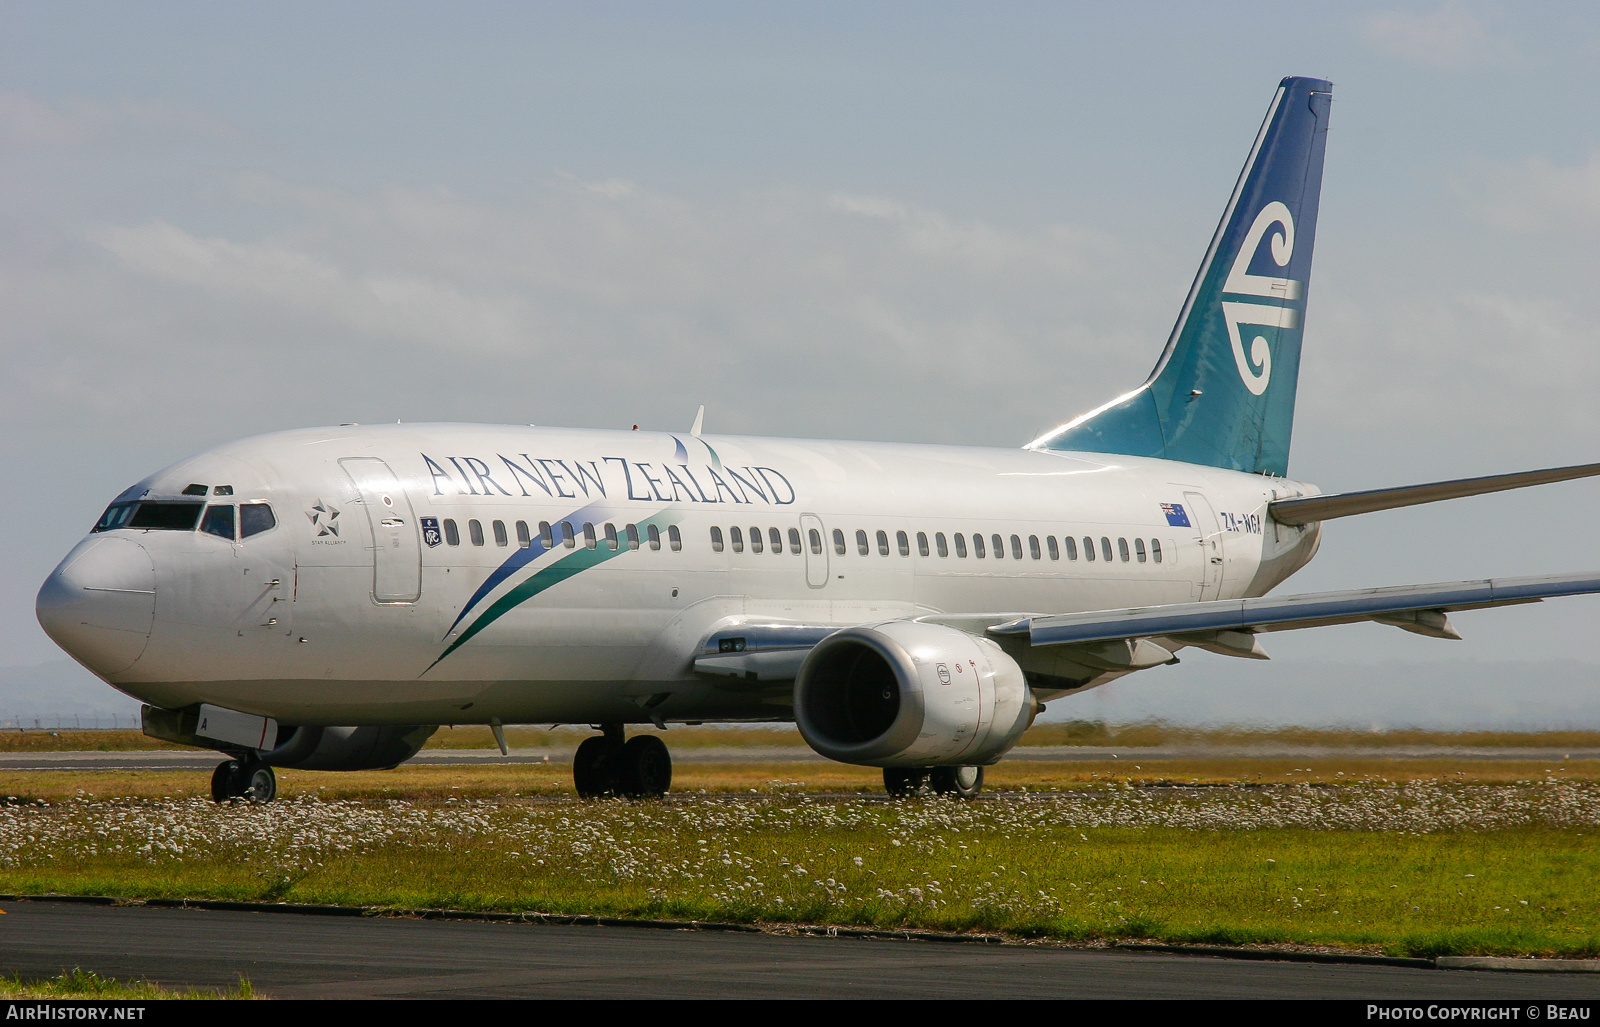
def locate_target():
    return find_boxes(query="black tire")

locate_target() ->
[619,735,672,799]
[883,767,929,798]
[239,762,277,803]
[210,759,277,803]
[210,760,239,803]
[573,736,622,798]
[929,765,984,799]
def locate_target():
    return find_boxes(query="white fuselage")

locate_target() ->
[44,423,1322,727]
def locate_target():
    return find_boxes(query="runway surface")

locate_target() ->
[5,746,1598,772]
[2,901,1599,999]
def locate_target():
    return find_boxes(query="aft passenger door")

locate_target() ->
[339,458,422,604]
[1183,491,1225,601]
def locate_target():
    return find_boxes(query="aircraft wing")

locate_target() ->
[986,572,1600,654]
[691,572,1600,686]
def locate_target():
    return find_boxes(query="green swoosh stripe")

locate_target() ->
[426,512,678,672]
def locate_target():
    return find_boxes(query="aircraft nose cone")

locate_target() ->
[36,537,156,677]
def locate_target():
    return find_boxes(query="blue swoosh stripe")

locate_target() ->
[444,500,613,634]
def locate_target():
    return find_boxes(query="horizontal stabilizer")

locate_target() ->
[1271,461,1600,525]
[990,571,1600,648]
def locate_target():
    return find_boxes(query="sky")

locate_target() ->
[4,1,1600,727]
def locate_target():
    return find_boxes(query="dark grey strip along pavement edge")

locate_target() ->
[4,893,1598,973]
[5,901,1600,999]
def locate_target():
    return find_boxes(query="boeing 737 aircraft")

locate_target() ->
[36,77,1600,803]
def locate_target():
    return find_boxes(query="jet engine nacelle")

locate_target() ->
[261,724,438,771]
[142,704,436,771]
[794,621,1036,768]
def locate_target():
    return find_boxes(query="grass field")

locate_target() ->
[2,761,1597,959]
[0,968,252,1000]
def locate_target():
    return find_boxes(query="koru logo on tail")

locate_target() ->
[1220,202,1303,396]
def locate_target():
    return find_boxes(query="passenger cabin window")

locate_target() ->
[876,530,889,556]
[730,526,744,553]
[954,533,967,558]
[468,519,485,546]
[991,534,1004,559]
[626,524,641,550]
[1101,537,1114,562]
[1047,536,1059,560]
[200,504,235,540]
[128,501,204,531]
[1151,538,1163,563]
[1135,538,1147,562]
[896,531,910,557]
[1082,536,1094,561]
[561,521,576,549]
[748,527,763,554]
[647,524,661,551]
[444,519,460,546]
[1064,536,1077,560]
[774,527,787,554]
[1011,534,1023,560]
[710,526,725,552]
[492,520,508,547]
[667,525,682,551]
[539,521,554,549]
[516,521,531,549]
[973,534,986,558]
[917,531,929,557]
[935,532,948,557]
[1028,535,1040,560]
[833,528,846,556]
[239,503,276,539]
[604,523,619,551]
[583,522,597,550]
[790,527,804,554]
[856,529,869,556]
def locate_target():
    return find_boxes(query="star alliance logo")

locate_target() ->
[306,499,340,537]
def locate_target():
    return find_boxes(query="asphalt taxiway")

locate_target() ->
[2,901,1599,999]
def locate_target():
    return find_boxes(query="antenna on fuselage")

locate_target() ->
[690,405,705,437]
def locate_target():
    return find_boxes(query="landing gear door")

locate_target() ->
[339,457,422,604]
[1183,491,1225,601]
[800,513,828,589]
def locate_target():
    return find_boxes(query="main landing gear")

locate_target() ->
[573,724,672,799]
[883,766,984,800]
[211,758,277,804]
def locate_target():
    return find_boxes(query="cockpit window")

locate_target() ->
[239,503,276,538]
[92,503,138,532]
[201,504,236,540]
[128,502,204,531]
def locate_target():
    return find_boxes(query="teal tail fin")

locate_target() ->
[1030,76,1332,477]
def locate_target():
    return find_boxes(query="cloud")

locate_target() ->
[57,173,1148,446]
[1362,2,1514,68]
[1458,149,1600,232]
[0,92,244,148]
[92,220,529,354]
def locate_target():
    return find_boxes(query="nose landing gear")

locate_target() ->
[573,725,672,799]
[210,758,277,803]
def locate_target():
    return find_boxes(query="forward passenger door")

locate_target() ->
[340,457,422,604]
